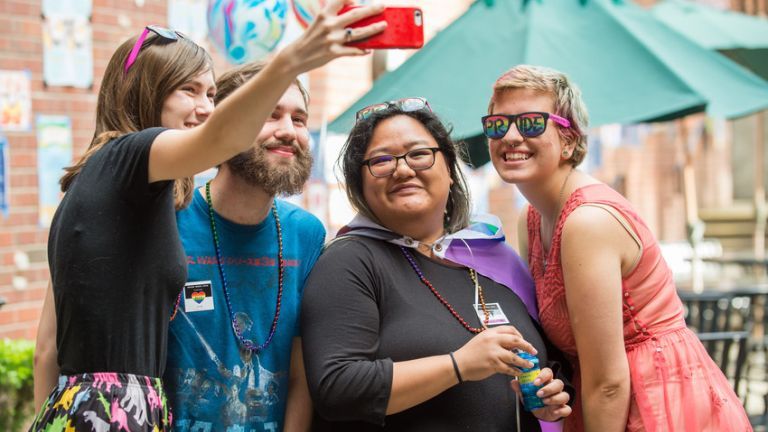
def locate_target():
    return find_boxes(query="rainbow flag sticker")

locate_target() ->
[184,281,214,312]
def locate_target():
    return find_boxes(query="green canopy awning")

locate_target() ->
[328,0,768,140]
[652,0,768,50]
[652,0,768,258]
[652,0,768,80]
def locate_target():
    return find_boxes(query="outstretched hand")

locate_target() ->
[510,367,572,422]
[280,0,387,74]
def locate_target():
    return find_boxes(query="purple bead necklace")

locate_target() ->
[204,180,284,353]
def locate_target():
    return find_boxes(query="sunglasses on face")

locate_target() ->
[124,25,185,73]
[355,97,432,122]
[362,147,442,178]
[480,112,571,139]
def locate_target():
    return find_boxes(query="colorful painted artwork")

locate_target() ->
[207,0,289,64]
[291,0,324,28]
[41,0,93,88]
[0,133,8,217]
[0,70,32,132]
[42,15,94,88]
[36,115,73,227]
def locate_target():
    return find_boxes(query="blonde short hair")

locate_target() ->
[489,65,589,166]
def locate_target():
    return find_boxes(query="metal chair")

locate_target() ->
[678,288,767,427]
[696,331,750,400]
[678,290,752,334]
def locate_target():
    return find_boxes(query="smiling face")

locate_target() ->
[160,69,216,130]
[225,85,312,195]
[361,115,452,235]
[488,88,573,185]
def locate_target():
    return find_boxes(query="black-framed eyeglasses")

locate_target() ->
[481,112,571,139]
[355,97,432,122]
[362,147,442,178]
[124,25,186,73]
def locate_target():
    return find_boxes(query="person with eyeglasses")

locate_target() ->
[30,1,386,430]
[300,99,573,431]
[484,64,751,432]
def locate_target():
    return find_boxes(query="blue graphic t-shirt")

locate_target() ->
[165,191,325,432]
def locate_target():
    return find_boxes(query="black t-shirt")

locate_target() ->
[48,128,187,377]
[301,236,550,432]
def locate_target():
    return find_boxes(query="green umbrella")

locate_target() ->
[328,0,768,141]
[652,0,768,80]
[652,0,768,259]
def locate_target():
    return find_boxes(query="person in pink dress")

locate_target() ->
[483,64,752,432]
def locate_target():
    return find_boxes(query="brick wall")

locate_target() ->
[0,0,95,339]
[0,0,234,340]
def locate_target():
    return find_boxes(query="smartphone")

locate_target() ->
[338,6,424,49]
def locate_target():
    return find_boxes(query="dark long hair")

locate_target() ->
[338,107,472,233]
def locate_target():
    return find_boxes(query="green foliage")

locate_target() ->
[0,338,36,432]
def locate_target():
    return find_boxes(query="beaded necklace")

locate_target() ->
[172,180,285,354]
[468,267,491,325]
[400,246,489,334]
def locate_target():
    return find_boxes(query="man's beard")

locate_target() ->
[226,141,313,196]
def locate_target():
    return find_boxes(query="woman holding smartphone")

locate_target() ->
[31,2,385,430]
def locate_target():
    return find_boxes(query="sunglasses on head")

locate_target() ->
[124,25,185,73]
[355,97,432,122]
[481,112,571,139]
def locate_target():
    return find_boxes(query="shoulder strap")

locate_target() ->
[579,203,643,272]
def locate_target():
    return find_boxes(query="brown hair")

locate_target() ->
[489,65,589,166]
[214,60,309,106]
[60,32,213,209]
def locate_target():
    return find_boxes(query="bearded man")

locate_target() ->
[164,61,323,432]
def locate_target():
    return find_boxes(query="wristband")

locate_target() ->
[449,351,463,384]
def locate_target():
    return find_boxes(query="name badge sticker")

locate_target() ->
[184,280,214,313]
[474,302,510,326]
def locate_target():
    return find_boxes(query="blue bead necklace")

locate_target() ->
[204,180,284,353]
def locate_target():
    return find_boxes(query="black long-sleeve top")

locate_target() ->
[301,236,564,431]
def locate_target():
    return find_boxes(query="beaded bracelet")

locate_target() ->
[449,351,463,384]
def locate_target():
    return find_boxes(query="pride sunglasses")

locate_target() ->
[481,112,571,139]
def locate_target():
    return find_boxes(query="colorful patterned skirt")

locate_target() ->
[30,372,172,431]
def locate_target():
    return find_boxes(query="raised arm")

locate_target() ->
[561,206,635,431]
[33,282,59,411]
[147,0,387,182]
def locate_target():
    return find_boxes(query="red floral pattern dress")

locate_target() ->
[528,183,751,432]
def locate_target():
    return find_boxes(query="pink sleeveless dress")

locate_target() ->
[528,184,751,432]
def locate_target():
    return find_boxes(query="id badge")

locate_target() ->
[474,302,510,326]
[184,280,214,312]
